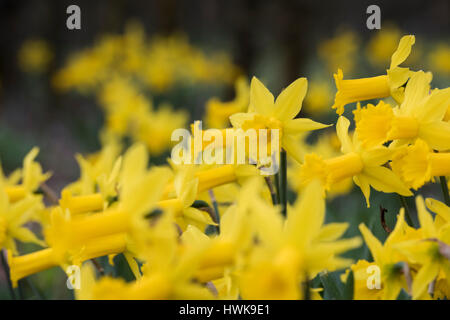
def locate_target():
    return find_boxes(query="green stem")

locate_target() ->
[274,172,281,204]
[1,250,16,300]
[280,150,287,216]
[439,176,450,206]
[26,278,45,300]
[264,176,278,206]
[208,189,221,234]
[399,195,414,228]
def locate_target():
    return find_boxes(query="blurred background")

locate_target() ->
[0,0,448,299]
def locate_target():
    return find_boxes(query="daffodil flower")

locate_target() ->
[354,71,450,150]
[229,77,330,163]
[394,196,450,299]
[0,187,45,255]
[359,209,419,299]
[298,116,412,207]
[239,180,361,299]
[391,139,450,190]
[2,148,50,202]
[332,35,416,115]
[205,76,249,129]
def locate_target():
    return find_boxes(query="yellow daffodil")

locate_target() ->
[359,209,419,299]
[332,35,415,115]
[354,71,450,150]
[3,147,50,203]
[391,139,450,190]
[394,196,450,299]
[0,187,45,255]
[229,77,330,163]
[205,76,249,128]
[239,180,361,299]
[298,116,412,207]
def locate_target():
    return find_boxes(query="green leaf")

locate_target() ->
[319,271,344,300]
[342,270,354,300]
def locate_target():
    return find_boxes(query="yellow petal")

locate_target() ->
[249,76,274,117]
[412,262,439,300]
[390,35,415,69]
[414,87,450,123]
[336,116,353,153]
[363,166,412,197]
[419,121,450,151]
[426,198,450,223]
[273,77,307,121]
[353,174,371,207]
[281,135,304,164]
[401,71,431,116]
[284,118,331,135]
[415,196,437,238]
[359,223,384,264]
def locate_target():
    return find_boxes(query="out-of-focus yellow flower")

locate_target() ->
[358,209,419,299]
[429,44,450,76]
[332,35,415,115]
[341,259,383,300]
[205,76,249,128]
[18,39,53,73]
[303,81,333,115]
[366,26,399,65]
[0,187,45,255]
[2,148,51,203]
[239,180,361,299]
[394,196,450,299]
[318,31,359,74]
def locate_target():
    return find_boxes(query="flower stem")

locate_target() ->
[398,195,414,228]
[264,176,278,206]
[439,176,450,206]
[1,250,16,300]
[274,173,281,204]
[280,149,287,216]
[208,189,221,234]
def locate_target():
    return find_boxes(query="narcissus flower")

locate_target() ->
[354,71,450,150]
[205,76,249,128]
[2,148,50,203]
[394,196,450,299]
[230,77,330,163]
[332,35,415,115]
[0,187,45,254]
[239,180,361,299]
[298,116,412,207]
[391,139,450,190]
[358,210,418,299]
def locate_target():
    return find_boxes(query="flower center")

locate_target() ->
[387,116,419,140]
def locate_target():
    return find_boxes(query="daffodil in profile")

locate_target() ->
[229,76,330,163]
[2,147,50,203]
[332,35,416,115]
[298,116,412,207]
[354,71,450,150]
[0,186,45,254]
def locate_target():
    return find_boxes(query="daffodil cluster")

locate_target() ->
[2,32,449,301]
